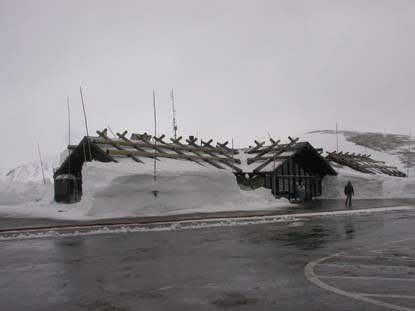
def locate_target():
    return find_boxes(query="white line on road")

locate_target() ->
[358,293,415,299]
[305,256,415,311]
[335,255,415,261]
[317,263,415,271]
[316,275,415,282]
[306,238,415,311]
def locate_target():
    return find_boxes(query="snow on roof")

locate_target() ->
[56,129,337,176]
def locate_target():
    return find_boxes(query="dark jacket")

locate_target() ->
[344,183,354,196]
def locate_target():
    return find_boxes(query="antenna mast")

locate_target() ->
[153,90,157,181]
[408,130,411,177]
[171,89,178,139]
[336,122,339,174]
[336,121,339,153]
[67,97,71,175]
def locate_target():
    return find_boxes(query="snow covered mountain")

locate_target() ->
[2,151,69,183]
[302,130,415,199]
[303,130,413,173]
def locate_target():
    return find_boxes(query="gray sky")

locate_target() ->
[1,0,415,172]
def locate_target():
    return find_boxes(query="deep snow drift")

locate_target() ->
[0,158,290,220]
[1,130,415,220]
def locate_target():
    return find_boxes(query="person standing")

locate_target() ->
[296,181,306,201]
[344,181,354,207]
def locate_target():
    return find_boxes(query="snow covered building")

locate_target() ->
[53,135,114,203]
[53,129,242,202]
[235,137,337,200]
[53,129,337,203]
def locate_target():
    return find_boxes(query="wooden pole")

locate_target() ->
[336,121,339,174]
[80,86,92,161]
[336,121,339,153]
[231,138,234,172]
[408,130,411,177]
[153,90,157,181]
[37,143,46,185]
[171,89,178,140]
[67,97,71,175]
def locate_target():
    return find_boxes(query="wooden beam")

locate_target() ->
[217,141,239,155]
[199,139,242,172]
[252,139,281,160]
[201,140,241,164]
[249,141,299,154]
[97,129,143,163]
[201,139,213,147]
[117,131,161,162]
[131,133,152,142]
[106,149,238,162]
[170,137,224,169]
[186,137,242,171]
[253,137,299,173]
[247,155,291,163]
[247,141,265,154]
[154,135,205,167]
[93,138,228,155]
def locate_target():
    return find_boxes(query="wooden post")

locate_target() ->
[408,130,411,177]
[153,90,157,181]
[336,122,339,174]
[171,89,178,139]
[336,122,339,153]
[231,138,234,171]
[67,97,71,175]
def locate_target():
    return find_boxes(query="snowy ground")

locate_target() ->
[1,131,415,220]
[0,159,290,220]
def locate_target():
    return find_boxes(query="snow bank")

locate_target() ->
[0,159,290,220]
[304,131,415,199]
[77,160,289,219]
[321,167,415,199]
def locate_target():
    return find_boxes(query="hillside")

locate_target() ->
[303,130,415,199]
[306,130,414,171]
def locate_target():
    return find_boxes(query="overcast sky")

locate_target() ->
[1,0,415,172]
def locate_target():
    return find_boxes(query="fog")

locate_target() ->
[1,0,415,172]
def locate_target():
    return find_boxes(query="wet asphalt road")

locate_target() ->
[1,204,415,310]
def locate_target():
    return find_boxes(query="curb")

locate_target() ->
[1,205,413,235]
[0,212,278,234]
